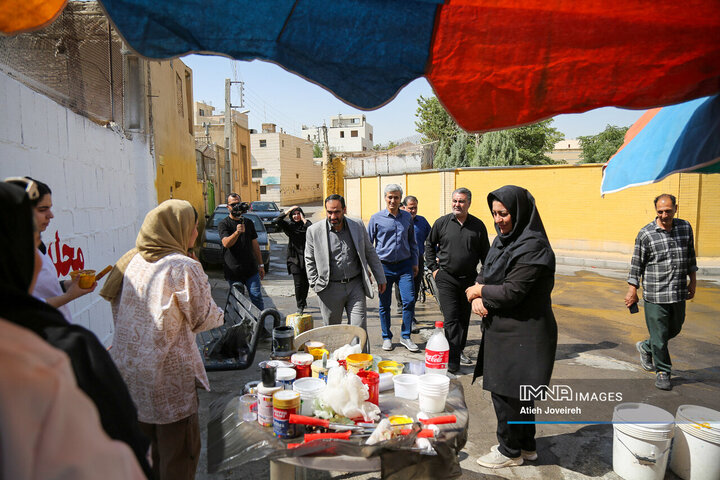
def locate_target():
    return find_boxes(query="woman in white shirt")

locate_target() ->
[9,177,95,321]
[101,199,224,480]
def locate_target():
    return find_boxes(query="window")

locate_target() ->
[199,108,205,116]
[351,130,358,137]
[185,71,193,134]
[241,145,248,185]
[282,140,285,147]
[252,169,263,178]
[340,131,345,138]
[316,183,320,188]
[175,73,183,116]
[260,185,267,194]
[296,184,300,190]
[259,139,267,147]
[296,147,301,158]
[296,173,299,179]
[369,133,373,141]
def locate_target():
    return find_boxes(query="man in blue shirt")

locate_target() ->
[368,185,419,352]
[396,196,432,329]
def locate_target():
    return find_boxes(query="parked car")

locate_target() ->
[249,201,280,232]
[200,205,270,271]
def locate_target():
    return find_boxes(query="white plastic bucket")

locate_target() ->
[293,377,326,416]
[612,403,675,480]
[670,405,720,480]
[393,374,419,400]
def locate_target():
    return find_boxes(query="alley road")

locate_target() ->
[197,231,720,479]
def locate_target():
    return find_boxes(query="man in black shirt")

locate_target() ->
[425,188,490,373]
[218,193,265,310]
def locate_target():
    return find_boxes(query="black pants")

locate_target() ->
[492,392,536,458]
[292,271,309,311]
[434,270,474,366]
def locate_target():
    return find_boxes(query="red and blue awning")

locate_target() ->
[2,0,720,133]
[601,95,720,195]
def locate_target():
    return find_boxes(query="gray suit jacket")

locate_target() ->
[305,217,386,298]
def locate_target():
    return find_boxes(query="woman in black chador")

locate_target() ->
[465,185,557,470]
[274,205,312,313]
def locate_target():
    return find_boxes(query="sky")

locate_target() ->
[182,54,646,146]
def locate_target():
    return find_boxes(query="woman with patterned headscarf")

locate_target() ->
[465,185,557,470]
[101,199,223,480]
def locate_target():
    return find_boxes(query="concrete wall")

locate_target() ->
[0,70,155,345]
[346,164,720,258]
[150,59,206,231]
[344,151,424,177]
[251,132,322,204]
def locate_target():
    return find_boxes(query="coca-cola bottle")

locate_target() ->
[425,321,450,376]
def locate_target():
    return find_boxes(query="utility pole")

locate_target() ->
[224,78,245,199]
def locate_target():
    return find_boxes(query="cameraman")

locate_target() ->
[219,193,265,310]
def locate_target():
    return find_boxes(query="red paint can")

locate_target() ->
[358,370,380,406]
[291,352,314,379]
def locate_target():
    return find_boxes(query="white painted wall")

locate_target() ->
[0,71,156,346]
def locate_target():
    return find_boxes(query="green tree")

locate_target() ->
[448,133,469,167]
[578,125,629,164]
[433,140,450,169]
[313,143,323,158]
[507,120,564,165]
[415,95,460,144]
[474,130,519,166]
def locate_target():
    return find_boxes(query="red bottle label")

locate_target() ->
[425,349,449,370]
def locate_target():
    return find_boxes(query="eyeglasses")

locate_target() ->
[4,176,40,201]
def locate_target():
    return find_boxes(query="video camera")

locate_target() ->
[231,202,250,216]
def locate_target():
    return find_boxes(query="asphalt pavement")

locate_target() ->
[195,203,720,480]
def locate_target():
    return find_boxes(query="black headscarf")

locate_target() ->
[0,183,36,293]
[289,206,305,220]
[0,183,152,478]
[482,185,555,285]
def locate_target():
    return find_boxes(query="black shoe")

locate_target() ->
[448,363,460,374]
[655,372,672,390]
[460,352,473,365]
[636,341,654,371]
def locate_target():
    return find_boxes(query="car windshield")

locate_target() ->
[208,210,265,232]
[251,202,278,212]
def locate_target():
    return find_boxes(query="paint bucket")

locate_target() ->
[308,348,330,361]
[357,370,380,405]
[292,377,327,416]
[273,390,301,438]
[311,359,339,382]
[291,352,314,379]
[346,353,373,374]
[378,360,404,375]
[276,367,296,390]
[612,403,675,480]
[257,383,282,427]
[272,326,295,357]
[670,405,720,480]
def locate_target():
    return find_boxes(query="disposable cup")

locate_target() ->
[239,394,257,422]
[78,270,96,288]
[418,391,448,413]
[393,374,419,400]
[406,360,425,375]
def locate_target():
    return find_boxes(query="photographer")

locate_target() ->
[218,193,265,310]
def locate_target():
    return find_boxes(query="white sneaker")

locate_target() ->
[382,339,394,351]
[399,337,419,352]
[491,444,537,461]
[476,449,523,469]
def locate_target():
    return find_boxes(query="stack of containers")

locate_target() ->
[417,374,450,413]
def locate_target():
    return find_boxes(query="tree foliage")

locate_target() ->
[416,95,564,168]
[415,95,461,144]
[578,125,629,164]
[313,143,323,158]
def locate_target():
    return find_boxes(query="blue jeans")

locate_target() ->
[228,272,264,310]
[378,257,415,340]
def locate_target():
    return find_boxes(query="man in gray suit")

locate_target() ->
[305,194,387,329]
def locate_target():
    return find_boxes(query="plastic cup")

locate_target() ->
[239,394,257,422]
[393,374,419,400]
[78,269,96,288]
[69,269,83,281]
[417,374,450,412]
[406,360,425,375]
